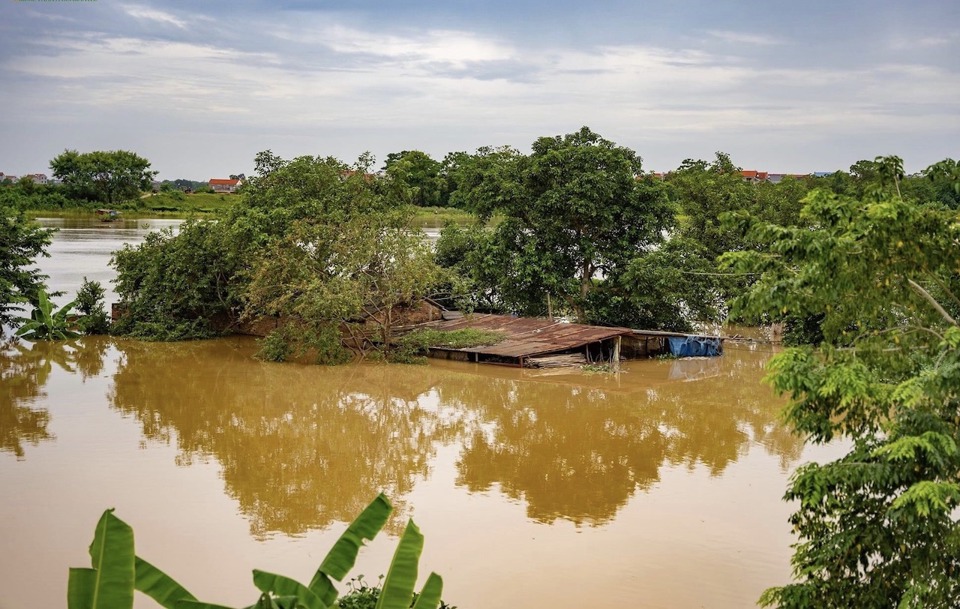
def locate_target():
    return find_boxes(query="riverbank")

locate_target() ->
[27,193,474,225]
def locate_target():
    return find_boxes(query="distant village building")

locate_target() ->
[209,178,242,193]
[22,173,49,185]
[740,170,769,183]
[741,170,812,184]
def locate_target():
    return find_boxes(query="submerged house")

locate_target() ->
[419,314,722,368]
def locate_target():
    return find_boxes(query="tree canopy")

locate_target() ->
[382,150,446,207]
[112,151,443,361]
[438,127,676,325]
[0,198,52,327]
[50,149,156,206]
[724,158,960,607]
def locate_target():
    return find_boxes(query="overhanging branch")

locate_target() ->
[908,278,958,326]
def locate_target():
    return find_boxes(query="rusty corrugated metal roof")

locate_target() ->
[427,314,634,360]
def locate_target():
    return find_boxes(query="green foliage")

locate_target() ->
[921,158,960,209]
[112,220,235,341]
[376,520,429,609]
[665,152,814,314]
[255,323,353,365]
[0,200,52,325]
[589,236,723,330]
[0,180,74,211]
[397,328,505,351]
[68,509,137,609]
[138,191,238,215]
[337,578,455,609]
[726,163,960,607]
[240,168,444,358]
[406,207,472,227]
[383,151,446,208]
[256,327,295,362]
[75,277,111,335]
[15,287,81,341]
[51,149,157,206]
[442,127,675,324]
[390,328,505,364]
[114,150,445,357]
[68,495,446,609]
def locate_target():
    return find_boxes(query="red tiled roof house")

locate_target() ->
[209,178,242,193]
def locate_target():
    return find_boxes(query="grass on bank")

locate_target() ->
[390,328,507,363]
[26,191,239,219]
[28,195,476,224]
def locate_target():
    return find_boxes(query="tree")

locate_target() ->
[238,153,442,359]
[921,158,960,209]
[382,150,445,207]
[723,161,960,607]
[112,219,236,340]
[244,213,443,361]
[50,149,157,206]
[443,127,674,323]
[0,199,52,326]
[112,151,443,361]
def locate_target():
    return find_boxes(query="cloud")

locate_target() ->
[889,33,957,50]
[706,30,783,46]
[122,5,188,29]
[9,23,957,141]
[1,5,956,176]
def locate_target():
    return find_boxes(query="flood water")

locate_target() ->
[0,218,844,609]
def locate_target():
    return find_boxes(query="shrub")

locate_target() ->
[75,277,111,335]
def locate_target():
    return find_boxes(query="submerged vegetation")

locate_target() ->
[5,132,960,607]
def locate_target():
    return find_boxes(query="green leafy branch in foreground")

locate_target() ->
[67,494,446,609]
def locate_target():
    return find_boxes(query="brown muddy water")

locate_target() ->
[0,219,845,609]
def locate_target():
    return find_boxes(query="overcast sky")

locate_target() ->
[0,0,957,180]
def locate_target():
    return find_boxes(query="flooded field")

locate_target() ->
[0,218,844,609]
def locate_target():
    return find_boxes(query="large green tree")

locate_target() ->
[113,151,443,361]
[724,158,960,607]
[0,199,52,326]
[382,150,446,207]
[441,127,674,324]
[50,149,157,206]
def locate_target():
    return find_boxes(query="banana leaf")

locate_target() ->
[374,520,423,609]
[411,574,443,609]
[309,493,392,606]
[135,556,198,608]
[68,509,136,609]
[253,570,326,609]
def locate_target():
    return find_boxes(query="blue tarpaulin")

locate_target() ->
[667,336,723,357]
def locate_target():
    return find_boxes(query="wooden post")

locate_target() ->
[612,336,621,372]
[546,292,553,321]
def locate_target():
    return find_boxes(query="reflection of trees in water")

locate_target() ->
[445,376,666,526]
[106,337,804,534]
[1,337,110,459]
[440,348,804,526]
[108,338,463,539]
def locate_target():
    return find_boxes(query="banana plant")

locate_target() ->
[67,494,445,609]
[15,287,81,341]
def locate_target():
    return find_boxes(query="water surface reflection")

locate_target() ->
[0,218,820,609]
[104,337,801,535]
[1,338,111,459]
